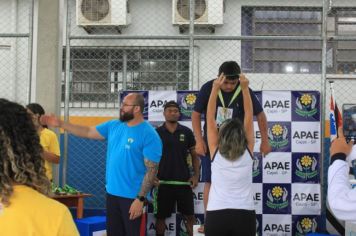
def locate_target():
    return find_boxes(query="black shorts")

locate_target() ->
[106,193,142,236]
[200,155,211,182]
[155,184,194,219]
[205,209,256,236]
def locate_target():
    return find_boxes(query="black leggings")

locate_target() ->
[205,209,256,236]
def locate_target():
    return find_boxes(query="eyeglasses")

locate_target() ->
[121,103,138,107]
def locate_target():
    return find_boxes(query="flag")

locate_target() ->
[329,82,342,141]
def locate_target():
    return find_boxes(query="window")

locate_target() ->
[329,8,356,74]
[241,7,322,74]
[62,47,189,108]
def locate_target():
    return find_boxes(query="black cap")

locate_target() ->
[218,61,241,80]
[164,101,180,111]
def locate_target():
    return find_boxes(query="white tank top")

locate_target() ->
[207,148,254,211]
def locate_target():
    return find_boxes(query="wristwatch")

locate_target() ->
[136,195,146,202]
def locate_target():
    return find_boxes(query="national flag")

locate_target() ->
[327,81,345,236]
[329,82,342,141]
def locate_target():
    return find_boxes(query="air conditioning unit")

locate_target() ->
[77,0,131,26]
[172,0,223,25]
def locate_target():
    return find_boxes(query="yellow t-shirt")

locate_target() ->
[40,128,60,180]
[0,185,79,236]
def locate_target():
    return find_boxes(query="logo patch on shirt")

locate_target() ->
[179,134,185,142]
[125,138,134,149]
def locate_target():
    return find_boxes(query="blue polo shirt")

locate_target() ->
[96,120,162,199]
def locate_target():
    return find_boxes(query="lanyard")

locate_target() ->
[218,85,241,108]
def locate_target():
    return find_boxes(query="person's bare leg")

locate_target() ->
[183,215,195,236]
[198,182,211,233]
[155,218,166,236]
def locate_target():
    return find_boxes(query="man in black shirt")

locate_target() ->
[155,101,200,236]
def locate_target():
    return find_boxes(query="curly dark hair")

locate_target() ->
[0,99,50,206]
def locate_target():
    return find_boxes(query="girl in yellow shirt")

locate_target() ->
[27,103,60,181]
[0,99,78,236]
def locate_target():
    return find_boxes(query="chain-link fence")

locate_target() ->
[1,0,356,233]
[0,0,33,105]
[60,0,356,213]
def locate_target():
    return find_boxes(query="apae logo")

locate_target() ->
[268,124,289,149]
[295,217,317,236]
[293,192,319,207]
[264,223,291,233]
[180,93,197,117]
[264,100,290,109]
[264,161,290,176]
[148,221,175,232]
[293,131,319,139]
[295,155,318,180]
[150,99,170,113]
[266,186,289,210]
[264,162,290,170]
[150,100,168,108]
[295,94,317,117]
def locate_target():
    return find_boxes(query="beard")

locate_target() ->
[120,111,134,122]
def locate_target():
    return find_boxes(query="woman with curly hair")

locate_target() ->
[0,99,78,236]
[204,74,256,236]
[27,103,60,181]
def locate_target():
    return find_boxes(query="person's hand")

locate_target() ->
[260,139,272,157]
[212,73,225,91]
[129,199,144,220]
[40,114,62,128]
[195,139,207,156]
[330,129,354,157]
[189,174,199,189]
[239,74,249,90]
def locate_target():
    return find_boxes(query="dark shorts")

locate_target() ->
[205,209,256,236]
[200,155,212,182]
[106,193,142,236]
[155,184,194,219]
